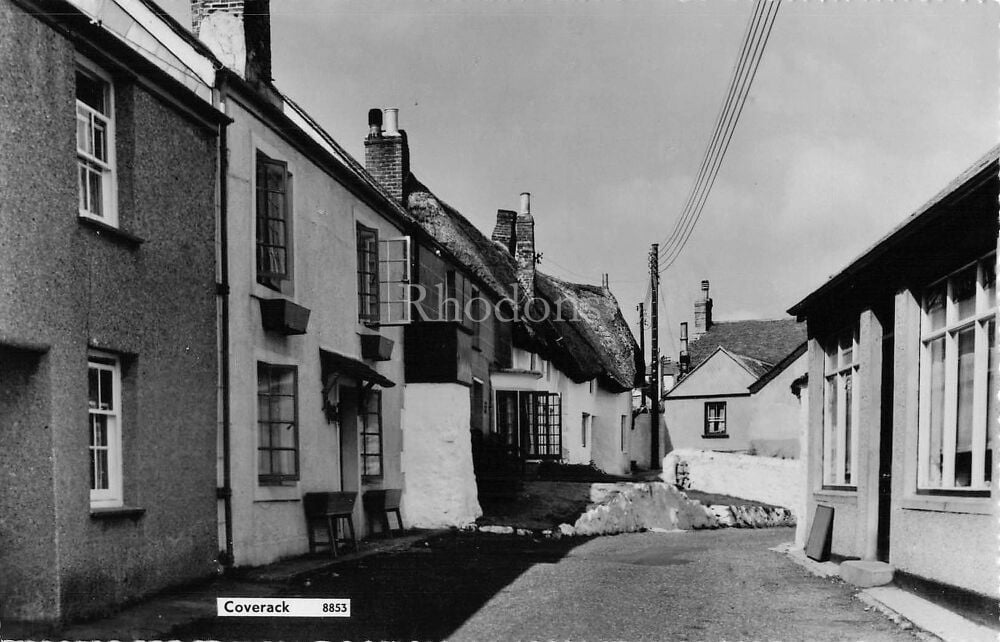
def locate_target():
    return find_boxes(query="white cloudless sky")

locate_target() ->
[166,0,998,360]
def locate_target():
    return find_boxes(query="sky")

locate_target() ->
[168,0,998,360]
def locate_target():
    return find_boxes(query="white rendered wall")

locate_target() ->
[662,449,805,522]
[400,383,482,528]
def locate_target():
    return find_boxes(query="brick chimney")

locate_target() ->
[364,108,409,204]
[190,0,272,84]
[693,279,713,338]
[491,209,516,252]
[514,192,535,299]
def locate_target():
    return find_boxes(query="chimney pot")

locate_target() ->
[368,108,383,137]
[519,192,531,216]
[701,280,710,297]
[383,108,400,136]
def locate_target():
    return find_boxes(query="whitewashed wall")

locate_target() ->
[400,383,482,527]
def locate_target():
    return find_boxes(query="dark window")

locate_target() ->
[495,390,561,459]
[704,401,727,436]
[360,390,383,480]
[471,287,482,349]
[257,363,299,482]
[255,153,291,290]
[471,380,484,431]
[357,224,379,324]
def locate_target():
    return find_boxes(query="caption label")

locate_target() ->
[217,598,351,617]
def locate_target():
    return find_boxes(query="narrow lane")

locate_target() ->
[451,529,919,642]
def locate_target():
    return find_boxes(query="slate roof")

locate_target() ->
[685,318,806,374]
[401,175,642,393]
[727,350,774,380]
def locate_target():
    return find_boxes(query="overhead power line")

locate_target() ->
[656,0,781,274]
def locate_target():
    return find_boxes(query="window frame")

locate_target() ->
[823,325,860,488]
[620,414,627,452]
[378,236,412,325]
[76,59,118,227]
[255,151,293,291]
[257,362,300,484]
[494,390,561,459]
[581,412,590,448]
[360,389,384,482]
[357,223,380,325]
[89,352,123,508]
[704,401,728,437]
[917,253,996,494]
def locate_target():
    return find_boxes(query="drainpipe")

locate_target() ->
[216,84,234,569]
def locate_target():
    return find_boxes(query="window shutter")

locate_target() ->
[378,236,411,325]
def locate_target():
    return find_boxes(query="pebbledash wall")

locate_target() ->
[0,0,221,622]
[220,88,405,567]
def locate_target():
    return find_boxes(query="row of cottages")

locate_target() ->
[662,281,807,458]
[362,108,644,483]
[0,0,641,624]
[788,145,999,600]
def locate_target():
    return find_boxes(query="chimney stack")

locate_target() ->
[514,192,535,299]
[191,0,272,84]
[491,209,516,252]
[364,107,410,204]
[693,279,713,338]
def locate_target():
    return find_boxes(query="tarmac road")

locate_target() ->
[449,528,920,642]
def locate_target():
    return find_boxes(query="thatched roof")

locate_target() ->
[401,176,642,393]
[405,174,517,300]
[531,272,644,392]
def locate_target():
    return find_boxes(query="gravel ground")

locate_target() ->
[451,529,921,642]
[161,528,921,642]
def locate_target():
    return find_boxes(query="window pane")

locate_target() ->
[927,337,946,486]
[272,422,295,449]
[983,260,996,311]
[92,118,107,162]
[275,449,296,476]
[88,367,100,409]
[99,368,113,410]
[77,108,91,154]
[840,333,853,367]
[258,449,271,475]
[272,395,295,422]
[926,285,946,332]
[825,377,838,474]
[258,422,270,448]
[76,71,106,113]
[87,167,103,216]
[954,267,977,321]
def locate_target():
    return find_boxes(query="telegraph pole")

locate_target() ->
[637,302,646,387]
[649,244,660,470]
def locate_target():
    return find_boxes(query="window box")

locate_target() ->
[360,333,394,361]
[259,298,310,335]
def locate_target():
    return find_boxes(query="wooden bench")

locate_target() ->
[303,491,357,557]
[362,489,404,535]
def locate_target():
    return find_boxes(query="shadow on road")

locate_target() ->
[166,530,586,642]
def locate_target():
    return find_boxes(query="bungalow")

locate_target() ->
[0,0,225,623]
[663,281,806,457]
[788,144,998,599]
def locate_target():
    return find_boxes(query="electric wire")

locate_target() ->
[654,0,781,273]
[660,0,780,272]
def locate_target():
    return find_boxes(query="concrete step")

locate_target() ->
[839,560,895,588]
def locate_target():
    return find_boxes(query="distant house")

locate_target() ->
[663,282,807,457]
[0,0,225,623]
[789,145,998,599]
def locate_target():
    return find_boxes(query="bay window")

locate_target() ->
[918,254,996,492]
[824,325,859,487]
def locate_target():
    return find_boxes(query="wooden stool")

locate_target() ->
[304,491,358,557]
[362,489,404,535]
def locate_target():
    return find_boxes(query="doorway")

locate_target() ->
[875,327,894,562]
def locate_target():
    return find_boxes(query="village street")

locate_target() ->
[45,527,919,642]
